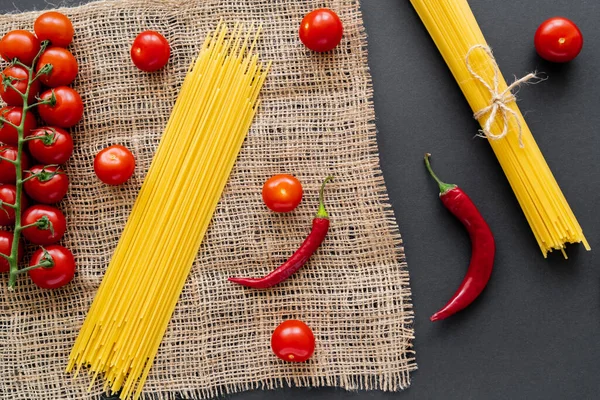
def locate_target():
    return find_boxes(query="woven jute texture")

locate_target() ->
[0,0,415,398]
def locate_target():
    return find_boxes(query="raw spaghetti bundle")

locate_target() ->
[66,22,270,399]
[409,0,589,257]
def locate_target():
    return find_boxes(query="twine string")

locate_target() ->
[466,44,542,148]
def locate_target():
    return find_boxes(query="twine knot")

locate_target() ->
[466,45,543,148]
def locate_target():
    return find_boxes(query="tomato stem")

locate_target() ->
[22,128,56,144]
[32,63,52,82]
[0,118,19,130]
[26,97,53,110]
[0,155,18,165]
[0,200,17,210]
[7,41,49,289]
[1,80,25,96]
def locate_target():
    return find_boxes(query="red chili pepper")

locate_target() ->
[229,176,332,289]
[424,154,495,321]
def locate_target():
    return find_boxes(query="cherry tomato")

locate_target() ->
[0,145,30,184]
[535,17,583,63]
[130,31,170,72]
[299,8,343,52]
[0,106,38,146]
[0,65,40,106]
[271,320,315,363]
[24,165,69,204]
[0,184,27,226]
[94,145,135,185]
[34,11,74,48]
[0,231,24,273]
[28,127,73,165]
[21,204,66,245]
[38,86,84,128]
[262,174,303,212]
[0,30,40,66]
[28,245,75,289]
[35,47,78,87]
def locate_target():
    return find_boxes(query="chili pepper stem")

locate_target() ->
[316,176,333,219]
[6,41,50,289]
[424,153,456,195]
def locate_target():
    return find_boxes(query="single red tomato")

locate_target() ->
[535,17,583,63]
[0,30,40,66]
[28,245,75,289]
[262,174,303,212]
[0,65,40,106]
[34,11,74,48]
[299,8,343,52]
[24,165,69,204]
[35,47,78,87]
[21,204,66,245]
[0,184,27,226]
[94,145,135,185]
[130,31,170,72]
[271,320,315,362]
[37,86,84,128]
[0,231,24,273]
[0,145,30,184]
[0,106,38,146]
[28,127,74,165]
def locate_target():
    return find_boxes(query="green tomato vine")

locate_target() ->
[0,40,57,289]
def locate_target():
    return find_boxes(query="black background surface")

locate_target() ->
[2,1,599,399]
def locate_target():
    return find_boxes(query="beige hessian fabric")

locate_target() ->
[0,0,416,398]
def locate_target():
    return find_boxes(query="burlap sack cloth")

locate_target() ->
[0,0,415,398]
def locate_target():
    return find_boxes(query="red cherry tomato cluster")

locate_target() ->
[0,11,78,289]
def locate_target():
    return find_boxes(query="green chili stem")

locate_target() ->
[424,153,457,195]
[316,176,333,219]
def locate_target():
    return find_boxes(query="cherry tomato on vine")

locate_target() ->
[34,11,74,48]
[299,8,343,52]
[28,127,74,165]
[38,86,84,128]
[94,145,135,185]
[0,184,27,226]
[24,165,69,204]
[535,17,583,63]
[0,30,40,66]
[28,245,75,289]
[21,204,66,245]
[130,30,170,72]
[0,106,37,146]
[0,231,24,273]
[35,47,78,87]
[262,174,303,212]
[0,145,30,184]
[271,320,315,363]
[0,65,40,106]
